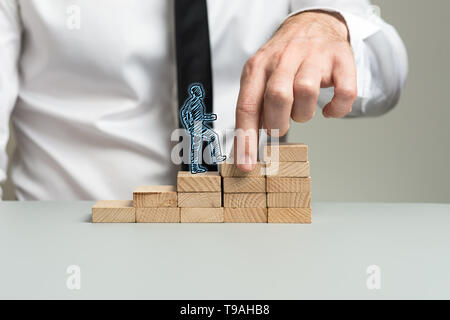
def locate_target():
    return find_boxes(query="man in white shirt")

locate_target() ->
[0,0,407,200]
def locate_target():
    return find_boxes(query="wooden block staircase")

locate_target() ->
[92,143,312,224]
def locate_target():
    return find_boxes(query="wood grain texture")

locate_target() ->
[224,208,268,223]
[177,171,221,192]
[263,143,308,162]
[92,200,135,223]
[133,185,177,208]
[181,208,224,223]
[223,193,267,208]
[177,192,222,208]
[265,161,310,177]
[266,177,311,193]
[267,192,311,208]
[219,162,265,177]
[136,208,180,223]
[268,208,312,224]
[222,177,266,193]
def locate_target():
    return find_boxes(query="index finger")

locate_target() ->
[235,57,267,171]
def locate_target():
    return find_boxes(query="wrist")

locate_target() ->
[284,10,350,43]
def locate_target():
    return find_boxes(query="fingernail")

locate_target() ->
[237,152,248,166]
[240,163,254,172]
[237,152,255,172]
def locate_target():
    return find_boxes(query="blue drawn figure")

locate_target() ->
[180,84,226,174]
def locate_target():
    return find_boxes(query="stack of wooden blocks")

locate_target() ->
[265,143,311,223]
[177,172,223,223]
[221,161,267,223]
[134,186,179,223]
[92,143,311,224]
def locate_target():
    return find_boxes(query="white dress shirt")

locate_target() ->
[0,0,408,200]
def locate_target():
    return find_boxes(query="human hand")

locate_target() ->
[234,10,357,171]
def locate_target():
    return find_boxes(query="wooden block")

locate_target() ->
[133,185,177,208]
[223,193,266,208]
[268,208,312,224]
[92,200,135,223]
[265,161,310,177]
[181,208,224,223]
[267,192,311,208]
[263,143,308,162]
[223,177,266,193]
[219,162,265,177]
[224,208,267,223]
[266,177,311,193]
[178,192,222,208]
[136,208,180,223]
[177,171,221,192]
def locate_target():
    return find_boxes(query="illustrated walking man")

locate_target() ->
[180,84,226,174]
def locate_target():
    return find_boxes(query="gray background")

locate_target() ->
[3,0,450,202]
[2,201,450,299]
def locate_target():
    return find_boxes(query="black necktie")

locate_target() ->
[174,0,217,171]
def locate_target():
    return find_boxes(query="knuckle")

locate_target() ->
[271,50,283,63]
[336,85,357,102]
[237,100,259,116]
[278,48,293,63]
[265,85,293,106]
[244,54,265,74]
[294,79,319,99]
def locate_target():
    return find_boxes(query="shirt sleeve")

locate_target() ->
[0,0,22,199]
[289,0,408,117]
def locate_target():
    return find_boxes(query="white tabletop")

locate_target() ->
[0,201,449,299]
